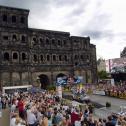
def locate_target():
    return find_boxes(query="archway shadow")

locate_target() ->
[56,73,66,78]
[39,74,49,89]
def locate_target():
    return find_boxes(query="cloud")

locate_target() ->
[81,30,114,40]
[0,0,49,8]
[0,0,52,17]
[54,0,78,7]
[0,0,126,59]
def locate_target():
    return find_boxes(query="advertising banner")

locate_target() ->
[93,90,105,96]
[56,77,67,86]
[56,86,62,98]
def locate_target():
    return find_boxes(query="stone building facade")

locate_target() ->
[97,58,106,72]
[0,5,97,89]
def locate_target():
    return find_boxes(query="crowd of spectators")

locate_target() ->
[0,89,126,126]
[95,83,126,99]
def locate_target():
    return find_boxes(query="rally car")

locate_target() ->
[73,93,90,103]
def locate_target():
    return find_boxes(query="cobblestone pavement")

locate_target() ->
[89,94,126,109]
[89,95,126,118]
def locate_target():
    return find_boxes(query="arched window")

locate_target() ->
[53,55,56,61]
[75,62,78,66]
[58,40,61,46]
[33,37,38,45]
[3,35,8,40]
[12,16,16,23]
[40,38,43,42]
[74,55,78,60]
[33,37,36,42]
[3,14,7,22]
[20,17,25,24]
[47,55,50,61]
[46,38,50,45]
[4,52,9,61]
[64,55,67,61]
[40,55,43,61]
[33,54,37,62]
[84,43,87,48]
[63,40,67,46]
[40,38,44,45]
[52,39,55,45]
[21,35,26,42]
[22,53,26,61]
[87,55,90,60]
[12,34,17,41]
[59,55,62,61]
[13,53,18,60]
[80,55,84,60]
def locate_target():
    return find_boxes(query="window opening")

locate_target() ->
[12,16,16,23]
[22,53,26,61]
[3,15,7,22]
[13,53,18,59]
[4,52,9,61]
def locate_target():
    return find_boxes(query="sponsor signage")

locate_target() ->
[93,90,105,96]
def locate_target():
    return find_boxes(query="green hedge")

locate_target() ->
[47,85,56,91]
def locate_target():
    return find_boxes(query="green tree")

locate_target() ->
[98,70,108,79]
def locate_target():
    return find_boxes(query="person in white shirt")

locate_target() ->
[10,114,26,126]
[37,108,43,122]
[27,109,37,126]
[11,103,16,113]
[10,117,16,126]
[75,120,81,126]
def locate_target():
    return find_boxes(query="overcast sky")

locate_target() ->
[0,0,126,60]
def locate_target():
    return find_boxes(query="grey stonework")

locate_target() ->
[0,5,97,89]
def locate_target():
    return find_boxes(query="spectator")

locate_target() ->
[106,116,115,126]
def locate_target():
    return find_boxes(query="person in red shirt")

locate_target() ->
[18,97,24,119]
[71,109,80,126]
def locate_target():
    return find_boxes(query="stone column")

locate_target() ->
[19,72,22,85]
[10,72,12,86]
[51,71,53,85]
[28,72,32,85]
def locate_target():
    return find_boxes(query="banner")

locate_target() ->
[93,90,105,96]
[56,77,67,86]
[56,76,83,86]
[56,86,62,98]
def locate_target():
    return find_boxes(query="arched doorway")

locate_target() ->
[56,73,67,79]
[38,74,49,89]
[56,73,67,85]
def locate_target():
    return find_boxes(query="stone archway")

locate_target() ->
[56,73,67,85]
[38,74,49,89]
[56,73,66,78]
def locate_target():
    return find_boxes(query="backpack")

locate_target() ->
[52,115,58,124]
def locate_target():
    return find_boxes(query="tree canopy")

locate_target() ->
[98,70,108,79]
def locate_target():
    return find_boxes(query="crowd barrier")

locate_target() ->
[105,91,126,99]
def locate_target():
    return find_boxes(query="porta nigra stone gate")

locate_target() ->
[0,5,97,89]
